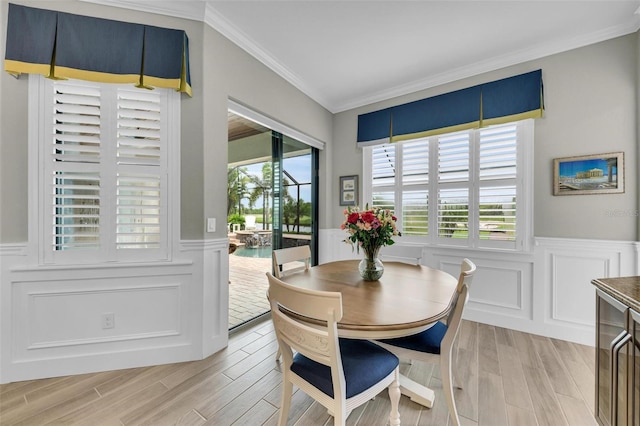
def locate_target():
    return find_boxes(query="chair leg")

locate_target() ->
[278,380,293,426]
[275,347,281,361]
[452,345,463,390]
[441,352,460,426]
[388,368,401,426]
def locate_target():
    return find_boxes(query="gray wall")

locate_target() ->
[0,0,333,243]
[331,34,638,241]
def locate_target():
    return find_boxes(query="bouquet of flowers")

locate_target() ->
[340,205,401,256]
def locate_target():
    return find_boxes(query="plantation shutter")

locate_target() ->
[116,88,165,250]
[371,145,396,212]
[51,82,102,252]
[437,133,469,239]
[401,140,429,236]
[478,124,517,241]
[42,76,170,263]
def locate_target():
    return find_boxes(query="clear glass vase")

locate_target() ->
[358,246,384,281]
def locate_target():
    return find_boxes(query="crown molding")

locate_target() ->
[79,0,206,22]
[80,1,640,114]
[202,3,333,112]
[334,18,640,113]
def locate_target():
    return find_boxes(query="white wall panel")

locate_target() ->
[549,254,606,326]
[318,231,639,346]
[23,282,182,349]
[0,238,229,384]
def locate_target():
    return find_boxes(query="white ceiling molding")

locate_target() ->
[342,19,640,113]
[204,3,334,112]
[81,0,206,21]
[80,1,640,114]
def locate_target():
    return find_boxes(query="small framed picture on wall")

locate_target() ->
[339,175,358,206]
[553,152,624,196]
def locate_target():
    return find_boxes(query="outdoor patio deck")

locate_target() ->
[228,250,271,329]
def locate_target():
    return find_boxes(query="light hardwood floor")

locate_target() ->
[0,318,597,426]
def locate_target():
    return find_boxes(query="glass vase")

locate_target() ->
[359,246,384,281]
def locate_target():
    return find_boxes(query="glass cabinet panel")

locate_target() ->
[596,290,628,426]
[630,309,640,426]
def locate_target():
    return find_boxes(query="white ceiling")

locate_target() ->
[91,1,640,113]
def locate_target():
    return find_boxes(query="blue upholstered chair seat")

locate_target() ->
[291,338,399,398]
[378,321,448,354]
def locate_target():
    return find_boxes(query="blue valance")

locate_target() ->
[4,3,192,96]
[357,108,393,146]
[357,69,543,145]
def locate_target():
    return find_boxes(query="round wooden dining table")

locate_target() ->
[278,259,458,338]
[277,259,459,408]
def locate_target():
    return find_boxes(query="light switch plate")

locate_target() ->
[207,218,216,232]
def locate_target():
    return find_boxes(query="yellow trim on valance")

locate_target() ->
[4,60,52,78]
[480,109,543,128]
[391,121,481,143]
[54,67,140,85]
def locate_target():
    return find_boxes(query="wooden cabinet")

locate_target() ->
[593,278,640,426]
[596,290,629,425]
[629,309,640,426]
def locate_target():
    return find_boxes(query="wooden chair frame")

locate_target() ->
[375,258,476,426]
[267,272,401,426]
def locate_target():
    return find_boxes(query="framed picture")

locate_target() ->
[339,175,358,206]
[553,152,624,196]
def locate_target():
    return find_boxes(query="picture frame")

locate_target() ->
[553,152,624,196]
[339,175,358,206]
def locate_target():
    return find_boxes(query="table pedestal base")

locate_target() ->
[399,374,435,408]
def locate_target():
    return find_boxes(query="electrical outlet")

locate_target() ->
[102,313,115,329]
[207,218,216,232]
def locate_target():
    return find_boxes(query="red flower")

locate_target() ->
[361,211,375,223]
[347,212,360,224]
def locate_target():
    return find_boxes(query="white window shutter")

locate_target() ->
[37,76,173,264]
[50,82,102,253]
[116,89,164,250]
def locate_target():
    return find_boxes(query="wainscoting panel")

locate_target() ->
[22,281,182,350]
[431,253,533,322]
[549,254,607,326]
[0,239,230,384]
[317,230,640,346]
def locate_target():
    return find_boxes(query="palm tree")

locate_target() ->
[247,163,272,229]
[227,166,250,216]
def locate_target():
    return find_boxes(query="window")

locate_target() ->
[29,75,180,264]
[363,120,533,251]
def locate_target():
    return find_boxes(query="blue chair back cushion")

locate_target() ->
[290,338,399,398]
[378,321,447,354]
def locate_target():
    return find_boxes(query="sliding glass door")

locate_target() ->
[271,133,318,263]
[227,111,318,329]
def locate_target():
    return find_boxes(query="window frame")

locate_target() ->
[362,119,533,252]
[28,75,181,265]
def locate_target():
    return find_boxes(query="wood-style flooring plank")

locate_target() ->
[521,365,568,426]
[496,343,534,410]
[0,320,597,426]
[530,335,583,400]
[556,394,598,426]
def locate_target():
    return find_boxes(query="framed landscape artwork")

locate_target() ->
[339,175,358,206]
[553,152,624,196]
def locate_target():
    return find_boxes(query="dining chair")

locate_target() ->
[266,272,401,426]
[272,245,311,278]
[271,245,312,361]
[374,258,476,426]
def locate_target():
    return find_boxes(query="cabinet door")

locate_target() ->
[630,309,640,426]
[596,290,628,426]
